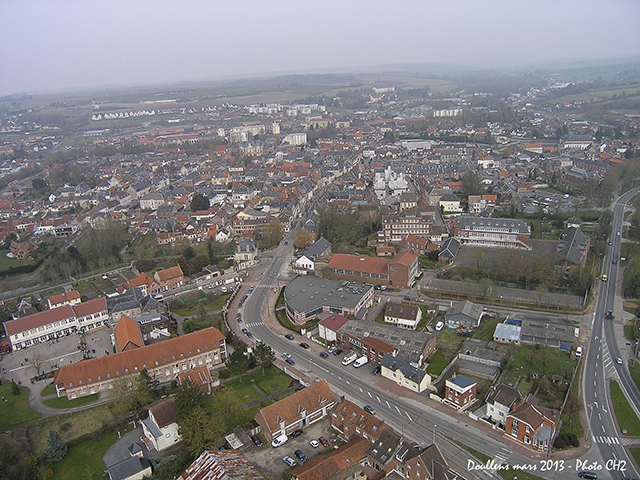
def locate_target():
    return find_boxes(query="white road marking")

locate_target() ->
[346,380,350,385]
[359,387,363,392]
[368,391,372,398]
[395,405,401,413]
[386,400,391,408]
[376,396,381,403]
[405,411,413,421]
[602,425,606,432]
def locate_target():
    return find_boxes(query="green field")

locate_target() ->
[222,367,294,404]
[436,327,465,360]
[472,318,500,342]
[41,383,56,397]
[0,382,40,428]
[44,393,99,409]
[610,380,640,436]
[45,431,118,480]
[426,351,449,376]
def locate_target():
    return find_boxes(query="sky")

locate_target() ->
[1,0,639,96]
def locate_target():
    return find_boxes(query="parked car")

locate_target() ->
[299,342,309,349]
[251,435,262,447]
[578,472,597,480]
[271,433,288,448]
[333,348,343,356]
[328,346,337,354]
[435,321,444,331]
[294,449,308,463]
[283,456,297,468]
[290,429,303,438]
[285,333,295,340]
[364,405,377,415]
[319,351,329,358]
[371,366,381,375]
[318,436,329,447]
[285,358,295,365]
[309,439,320,448]
[282,352,292,359]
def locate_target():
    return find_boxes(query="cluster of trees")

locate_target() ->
[38,221,130,283]
[319,207,378,247]
[254,220,284,249]
[174,237,235,278]
[449,249,557,290]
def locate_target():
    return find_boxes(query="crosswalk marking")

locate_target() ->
[594,435,620,445]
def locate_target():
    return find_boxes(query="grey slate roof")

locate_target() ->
[381,354,428,384]
[557,227,589,265]
[302,236,331,261]
[448,374,476,389]
[106,456,151,480]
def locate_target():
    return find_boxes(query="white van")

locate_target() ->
[353,356,369,368]
[342,352,358,366]
[435,321,444,331]
[271,433,288,448]
[575,346,583,358]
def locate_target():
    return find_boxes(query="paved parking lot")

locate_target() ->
[241,418,339,478]
[0,326,113,385]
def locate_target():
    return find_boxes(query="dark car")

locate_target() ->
[285,333,295,340]
[319,351,329,358]
[294,449,308,463]
[236,314,242,323]
[332,348,343,356]
[371,366,381,375]
[284,241,289,245]
[299,342,309,349]
[241,328,249,335]
[285,357,295,365]
[363,405,377,415]
[612,259,617,264]
[246,331,253,338]
[290,429,303,438]
[251,435,262,447]
[578,472,597,480]
[318,436,329,447]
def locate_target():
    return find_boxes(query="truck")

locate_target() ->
[341,351,359,366]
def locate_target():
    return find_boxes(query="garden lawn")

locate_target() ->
[30,404,117,455]
[223,367,295,404]
[426,351,449,376]
[46,431,118,480]
[507,345,576,380]
[472,318,500,342]
[610,380,640,436]
[44,393,99,409]
[630,362,640,391]
[41,383,56,397]
[632,448,640,472]
[0,383,40,428]
[436,328,465,360]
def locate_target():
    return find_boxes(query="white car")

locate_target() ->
[616,357,623,365]
[435,321,444,331]
[282,352,292,359]
[309,439,320,448]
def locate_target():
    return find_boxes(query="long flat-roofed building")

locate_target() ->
[4,297,109,351]
[452,216,531,250]
[53,327,226,399]
[284,276,374,325]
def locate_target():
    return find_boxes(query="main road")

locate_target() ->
[583,186,640,479]
[239,233,543,479]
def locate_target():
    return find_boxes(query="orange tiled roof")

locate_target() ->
[114,315,143,352]
[391,249,417,267]
[48,290,80,306]
[54,327,225,389]
[155,265,184,282]
[255,380,335,435]
[289,437,369,480]
[327,254,388,275]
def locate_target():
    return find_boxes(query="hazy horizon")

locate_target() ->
[2,0,639,97]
